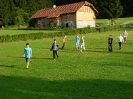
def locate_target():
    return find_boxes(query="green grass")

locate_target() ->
[0,29,61,36]
[0,30,133,99]
[96,17,133,25]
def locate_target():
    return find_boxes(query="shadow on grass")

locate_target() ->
[9,56,53,60]
[0,65,15,68]
[31,57,52,60]
[0,75,133,99]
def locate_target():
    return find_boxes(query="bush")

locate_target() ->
[0,23,130,43]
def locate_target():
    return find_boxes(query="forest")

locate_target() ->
[0,0,132,26]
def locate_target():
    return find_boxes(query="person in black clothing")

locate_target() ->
[50,39,59,60]
[108,35,113,52]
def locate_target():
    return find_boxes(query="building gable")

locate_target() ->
[30,1,98,28]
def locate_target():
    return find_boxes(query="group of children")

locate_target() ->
[23,30,128,69]
[108,30,128,52]
[76,35,86,52]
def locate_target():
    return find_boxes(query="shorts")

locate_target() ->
[25,58,30,62]
[76,42,79,46]
[124,37,127,41]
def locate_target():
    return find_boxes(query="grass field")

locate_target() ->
[96,17,133,25]
[0,29,61,36]
[0,30,133,99]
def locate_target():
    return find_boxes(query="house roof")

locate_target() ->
[31,1,98,19]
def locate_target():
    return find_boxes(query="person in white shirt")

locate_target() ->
[80,36,86,53]
[117,33,124,50]
[123,30,128,43]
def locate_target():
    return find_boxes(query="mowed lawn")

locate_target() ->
[0,29,61,36]
[0,30,133,99]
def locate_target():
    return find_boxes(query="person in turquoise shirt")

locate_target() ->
[24,43,32,69]
[76,34,80,50]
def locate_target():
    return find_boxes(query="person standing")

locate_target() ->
[24,43,32,69]
[61,35,67,49]
[76,34,80,50]
[123,30,128,43]
[108,35,113,52]
[80,36,86,53]
[51,39,59,60]
[117,33,124,50]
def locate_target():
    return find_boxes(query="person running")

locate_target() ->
[108,35,113,52]
[80,36,86,53]
[123,30,128,43]
[24,43,32,69]
[50,39,59,60]
[117,33,124,50]
[61,35,67,49]
[76,34,80,50]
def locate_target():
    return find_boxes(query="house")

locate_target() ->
[31,1,98,28]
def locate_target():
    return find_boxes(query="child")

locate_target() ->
[117,33,124,50]
[61,35,67,49]
[24,43,32,69]
[123,30,128,43]
[76,34,80,50]
[80,36,86,53]
[108,35,113,52]
[51,39,59,60]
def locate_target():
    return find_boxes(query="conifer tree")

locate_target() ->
[99,0,123,25]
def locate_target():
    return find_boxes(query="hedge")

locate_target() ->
[0,24,131,43]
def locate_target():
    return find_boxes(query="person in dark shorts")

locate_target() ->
[50,39,59,60]
[24,43,32,69]
[108,35,113,52]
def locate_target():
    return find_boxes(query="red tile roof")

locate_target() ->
[31,1,98,19]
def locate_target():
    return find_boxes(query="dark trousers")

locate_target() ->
[108,44,112,52]
[62,42,65,49]
[119,42,122,49]
[53,50,58,59]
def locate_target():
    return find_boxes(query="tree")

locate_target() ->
[0,0,15,26]
[120,0,133,17]
[99,0,123,25]
[14,7,29,27]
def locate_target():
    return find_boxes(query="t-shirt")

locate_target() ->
[108,38,113,44]
[76,36,80,43]
[123,32,128,37]
[117,36,123,42]
[24,48,32,58]
[52,43,58,51]
[62,37,66,43]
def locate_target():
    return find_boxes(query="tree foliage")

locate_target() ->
[0,0,132,26]
[99,0,123,19]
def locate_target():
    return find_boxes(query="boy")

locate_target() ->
[123,30,128,43]
[24,43,32,69]
[117,33,124,50]
[61,35,67,49]
[76,34,80,50]
[80,36,86,53]
[51,39,59,60]
[108,35,113,52]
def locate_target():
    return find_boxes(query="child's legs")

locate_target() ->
[119,42,122,49]
[80,44,83,52]
[53,51,56,59]
[55,51,58,57]
[25,58,30,68]
[124,37,127,42]
[83,43,85,50]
